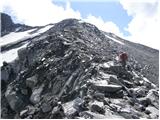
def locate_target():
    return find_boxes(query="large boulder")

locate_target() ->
[90,101,105,114]
[108,66,133,80]
[5,86,26,112]
[90,104,105,114]
[26,75,38,89]
[30,84,44,104]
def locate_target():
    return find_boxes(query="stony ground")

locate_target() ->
[1,19,159,119]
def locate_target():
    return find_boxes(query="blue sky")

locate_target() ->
[0,0,159,49]
[55,1,132,36]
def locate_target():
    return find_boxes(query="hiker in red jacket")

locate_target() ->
[118,52,128,68]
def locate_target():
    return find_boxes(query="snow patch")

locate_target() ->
[36,24,53,34]
[0,24,54,66]
[0,43,28,66]
[0,24,54,47]
[0,29,36,46]
[105,35,124,45]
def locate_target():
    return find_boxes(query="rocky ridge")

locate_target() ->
[1,16,159,119]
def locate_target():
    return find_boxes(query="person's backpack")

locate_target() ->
[119,52,128,61]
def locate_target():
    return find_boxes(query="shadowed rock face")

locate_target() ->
[1,14,159,119]
[1,13,15,36]
[1,13,32,36]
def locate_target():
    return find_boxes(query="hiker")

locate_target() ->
[118,52,128,69]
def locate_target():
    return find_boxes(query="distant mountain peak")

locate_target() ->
[1,13,32,36]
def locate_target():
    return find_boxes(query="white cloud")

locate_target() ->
[1,0,122,37]
[120,0,160,49]
[1,0,81,26]
[84,15,124,37]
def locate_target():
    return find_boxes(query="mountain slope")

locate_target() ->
[104,32,159,86]
[1,14,159,119]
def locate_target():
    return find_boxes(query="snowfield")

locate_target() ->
[0,24,54,66]
[0,24,54,47]
[1,43,28,66]
[0,29,36,46]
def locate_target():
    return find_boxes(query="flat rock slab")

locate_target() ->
[92,83,122,93]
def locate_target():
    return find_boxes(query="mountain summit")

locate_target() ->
[1,13,159,119]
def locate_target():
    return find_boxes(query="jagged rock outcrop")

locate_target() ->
[1,17,159,119]
[1,13,32,36]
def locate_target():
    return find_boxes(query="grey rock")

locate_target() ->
[26,114,33,119]
[20,109,28,117]
[65,108,78,119]
[30,84,44,104]
[5,86,26,112]
[73,97,83,111]
[108,66,133,80]
[145,109,151,115]
[105,90,124,98]
[78,101,89,111]
[119,112,133,119]
[134,103,145,112]
[92,83,122,93]
[146,106,159,119]
[132,87,147,97]
[123,80,133,88]
[92,92,105,102]
[41,103,52,113]
[26,75,38,89]
[1,63,15,83]
[90,104,105,114]
[21,88,28,95]
[138,97,151,107]
[146,89,159,108]
[79,111,94,119]
[51,104,65,119]
[1,67,10,81]
[109,75,121,85]
[26,105,37,115]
